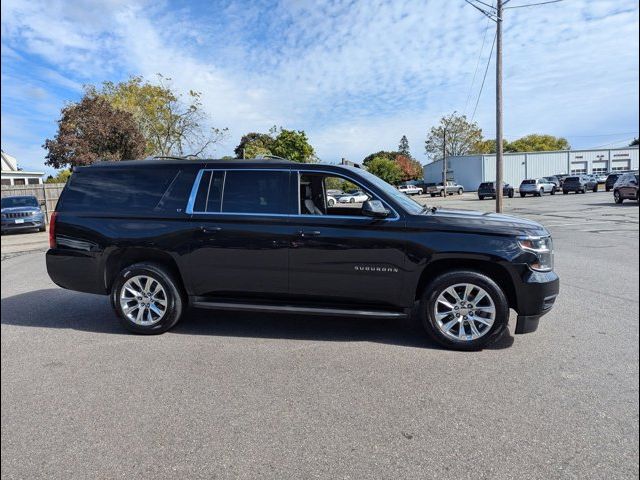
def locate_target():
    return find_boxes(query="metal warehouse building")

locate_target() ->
[423,147,639,191]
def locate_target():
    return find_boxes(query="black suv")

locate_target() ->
[477,182,515,200]
[562,175,598,194]
[46,158,559,350]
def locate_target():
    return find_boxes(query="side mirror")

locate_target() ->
[362,200,390,219]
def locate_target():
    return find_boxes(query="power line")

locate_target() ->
[505,0,565,9]
[471,31,497,122]
[463,9,493,115]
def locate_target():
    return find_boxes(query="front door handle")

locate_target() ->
[200,226,222,234]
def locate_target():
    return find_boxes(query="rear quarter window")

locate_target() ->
[58,165,196,215]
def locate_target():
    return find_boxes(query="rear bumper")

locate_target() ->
[46,248,106,295]
[514,269,559,334]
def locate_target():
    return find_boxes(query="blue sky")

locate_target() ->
[1,0,639,174]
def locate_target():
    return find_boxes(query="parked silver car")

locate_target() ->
[519,178,557,197]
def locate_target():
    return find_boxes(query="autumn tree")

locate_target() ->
[398,135,411,157]
[395,154,423,182]
[43,95,146,169]
[425,112,483,160]
[366,156,403,185]
[92,75,228,158]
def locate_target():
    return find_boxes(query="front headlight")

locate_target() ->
[518,236,554,272]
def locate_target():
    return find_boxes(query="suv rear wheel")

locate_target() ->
[111,262,184,334]
[418,270,509,351]
[614,190,624,204]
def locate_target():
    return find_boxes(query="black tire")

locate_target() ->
[111,262,185,334]
[349,197,355,203]
[606,187,611,192]
[508,190,514,198]
[563,190,568,195]
[430,194,436,198]
[520,193,526,198]
[537,188,544,197]
[39,225,46,232]
[550,187,556,195]
[479,195,485,200]
[458,189,463,195]
[593,185,598,193]
[614,190,624,204]
[418,270,509,351]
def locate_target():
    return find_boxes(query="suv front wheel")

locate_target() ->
[419,270,509,351]
[111,262,185,334]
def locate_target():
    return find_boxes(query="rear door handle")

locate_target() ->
[200,226,222,234]
[297,229,321,237]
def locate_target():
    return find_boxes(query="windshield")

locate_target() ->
[354,168,424,215]
[1,196,39,209]
[565,177,579,182]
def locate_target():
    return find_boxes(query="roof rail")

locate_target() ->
[254,154,289,161]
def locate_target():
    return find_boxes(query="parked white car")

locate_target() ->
[397,185,423,196]
[519,178,557,197]
[338,190,369,203]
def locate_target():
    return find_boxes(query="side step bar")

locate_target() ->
[191,300,408,319]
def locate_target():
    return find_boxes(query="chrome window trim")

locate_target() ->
[185,166,401,221]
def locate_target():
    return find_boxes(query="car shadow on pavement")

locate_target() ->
[1,288,514,350]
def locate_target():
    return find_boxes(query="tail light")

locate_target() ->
[49,212,58,248]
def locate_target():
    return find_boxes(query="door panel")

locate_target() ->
[289,216,407,308]
[186,214,293,297]
[184,168,294,298]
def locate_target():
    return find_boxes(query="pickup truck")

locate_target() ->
[426,182,464,197]
[397,185,423,196]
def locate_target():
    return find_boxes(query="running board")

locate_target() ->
[191,300,408,319]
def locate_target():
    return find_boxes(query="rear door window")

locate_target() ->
[221,170,290,214]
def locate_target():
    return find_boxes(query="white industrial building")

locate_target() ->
[423,147,639,191]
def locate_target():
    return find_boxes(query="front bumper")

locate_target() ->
[514,269,559,334]
[1,217,45,232]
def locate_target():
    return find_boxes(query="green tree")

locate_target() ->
[270,128,315,163]
[43,95,146,169]
[506,134,570,152]
[234,132,274,158]
[45,169,72,183]
[234,127,316,162]
[425,112,483,160]
[93,75,228,157]
[362,150,399,167]
[398,135,411,157]
[366,156,403,185]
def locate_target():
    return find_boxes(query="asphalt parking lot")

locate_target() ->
[1,191,638,479]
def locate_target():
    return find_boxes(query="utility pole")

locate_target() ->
[442,129,447,198]
[495,0,504,213]
[464,0,560,212]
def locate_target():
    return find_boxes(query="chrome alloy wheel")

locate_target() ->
[434,283,496,341]
[119,275,168,326]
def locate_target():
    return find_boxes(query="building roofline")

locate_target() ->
[440,146,639,161]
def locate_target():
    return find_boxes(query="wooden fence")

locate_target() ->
[1,184,65,223]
